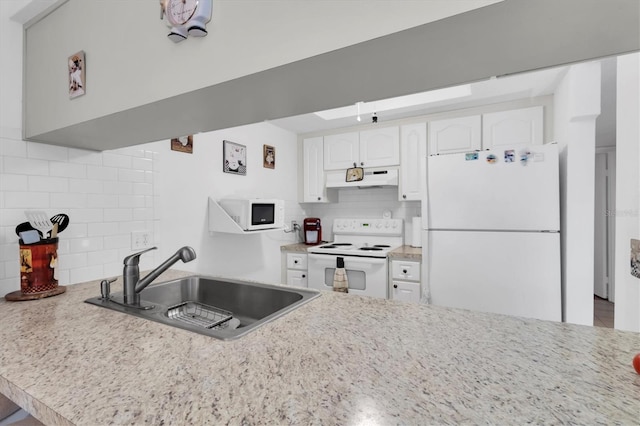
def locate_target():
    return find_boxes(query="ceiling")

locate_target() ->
[268,60,617,143]
[269,66,568,135]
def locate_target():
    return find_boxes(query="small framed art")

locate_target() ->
[263,145,275,169]
[223,140,246,175]
[68,51,86,99]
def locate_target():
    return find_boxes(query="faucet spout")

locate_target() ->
[134,246,197,293]
[122,246,196,305]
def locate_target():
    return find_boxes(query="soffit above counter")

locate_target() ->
[24,0,640,151]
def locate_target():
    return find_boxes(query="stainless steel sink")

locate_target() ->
[85,276,319,340]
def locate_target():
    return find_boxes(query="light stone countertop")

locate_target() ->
[389,245,422,260]
[1,269,640,425]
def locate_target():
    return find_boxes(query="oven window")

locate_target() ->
[323,268,366,290]
[251,203,275,225]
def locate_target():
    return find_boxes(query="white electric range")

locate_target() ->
[307,218,403,298]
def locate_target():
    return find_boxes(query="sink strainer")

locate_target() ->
[167,301,233,329]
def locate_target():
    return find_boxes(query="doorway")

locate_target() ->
[594,148,616,327]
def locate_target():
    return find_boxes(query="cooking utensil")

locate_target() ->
[19,230,41,244]
[24,211,53,239]
[49,214,69,238]
[15,221,39,237]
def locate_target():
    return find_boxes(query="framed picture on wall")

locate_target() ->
[263,145,275,169]
[68,50,86,99]
[223,140,246,175]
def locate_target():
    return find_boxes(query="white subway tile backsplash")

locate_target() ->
[68,148,102,165]
[103,153,132,169]
[50,161,87,178]
[27,142,69,162]
[58,252,87,270]
[104,234,131,250]
[104,208,133,222]
[51,193,87,209]
[87,194,118,208]
[104,181,133,195]
[1,138,158,287]
[88,222,118,237]
[4,157,49,175]
[132,157,153,171]
[133,183,153,196]
[0,174,28,191]
[28,176,69,192]
[87,166,118,181]
[118,168,145,183]
[88,249,119,266]
[0,138,27,157]
[4,191,49,208]
[69,179,104,194]
[69,265,104,284]
[69,237,105,254]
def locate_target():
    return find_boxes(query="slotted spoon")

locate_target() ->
[24,211,53,240]
[49,213,70,238]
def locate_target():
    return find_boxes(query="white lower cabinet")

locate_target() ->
[282,251,308,287]
[390,259,421,303]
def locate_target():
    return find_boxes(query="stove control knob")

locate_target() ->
[392,221,398,228]
[384,221,390,228]
[376,222,382,229]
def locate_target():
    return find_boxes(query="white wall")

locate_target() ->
[554,61,601,325]
[153,123,303,284]
[614,52,640,332]
[0,1,160,296]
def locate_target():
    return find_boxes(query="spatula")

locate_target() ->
[49,214,69,238]
[24,211,53,240]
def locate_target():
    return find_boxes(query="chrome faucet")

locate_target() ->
[122,246,197,306]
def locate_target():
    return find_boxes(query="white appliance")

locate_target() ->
[422,144,561,321]
[325,168,398,188]
[307,218,403,299]
[218,198,284,231]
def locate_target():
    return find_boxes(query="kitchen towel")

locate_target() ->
[411,217,422,247]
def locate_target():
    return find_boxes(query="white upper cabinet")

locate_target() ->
[428,115,481,155]
[482,106,544,150]
[323,132,360,170]
[359,127,400,168]
[324,127,399,170]
[303,137,331,203]
[399,123,427,201]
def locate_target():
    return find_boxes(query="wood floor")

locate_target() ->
[593,295,614,328]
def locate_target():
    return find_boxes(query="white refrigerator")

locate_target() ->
[422,144,561,322]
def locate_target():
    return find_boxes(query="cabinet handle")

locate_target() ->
[317,197,321,201]
[402,269,407,274]
[294,260,298,264]
[393,284,398,288]
[402,194,407,199]
[302,274,306,278]
[360,162,364,166]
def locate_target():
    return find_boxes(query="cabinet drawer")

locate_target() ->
[287,270,308,287]
[391,281,421,303]
[287,253,308,270]
[391,260,420,281]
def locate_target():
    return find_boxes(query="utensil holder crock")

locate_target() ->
[19,238,58,294]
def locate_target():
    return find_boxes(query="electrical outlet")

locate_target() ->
[291,220,298,231]
[131,231,153,250]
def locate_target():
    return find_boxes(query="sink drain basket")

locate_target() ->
[167,301,233,329]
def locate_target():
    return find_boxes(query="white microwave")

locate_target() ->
[218,199,284,231]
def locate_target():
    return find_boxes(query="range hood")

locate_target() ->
[325,168,399,188]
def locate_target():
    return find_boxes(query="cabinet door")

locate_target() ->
[399,123,426,201]
[391,281,421,303]
[429,115,481,155]
[482,106,544,150]
[303,137,327,202]
[359,126,400,168]
[287,253,308,270]
[287,270,308,287]
[323,132,359,170]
